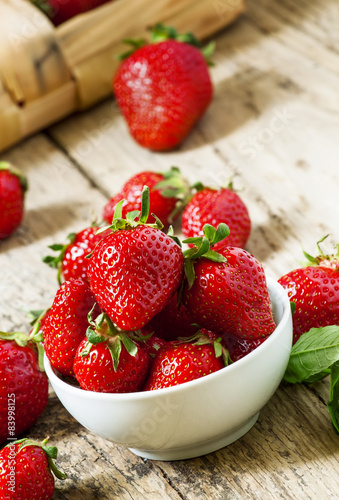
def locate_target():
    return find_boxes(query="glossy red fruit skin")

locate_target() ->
[0,340,48,443]
[73,338,151,393]
[47,0,110,25]
[62,226,107,282]
[144,339,224,390]
[142,292,199,342]
[103,171,179,227]
[87,225,184,331]
[43,278,99,377]
[278,266,339,344]
[113,40,213,151]
[182,188,251,250]
[222,332,267,362]
[0,442,55,499]
[182,247,276,340]
[0,169,25,239]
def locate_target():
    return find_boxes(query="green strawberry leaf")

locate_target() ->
[283,325,339,384]
[327,361,339,433]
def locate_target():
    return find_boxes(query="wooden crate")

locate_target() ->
[0,0,245,152]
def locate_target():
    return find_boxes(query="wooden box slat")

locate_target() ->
[0,0,245,152]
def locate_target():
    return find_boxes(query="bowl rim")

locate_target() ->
[44,275,292,402]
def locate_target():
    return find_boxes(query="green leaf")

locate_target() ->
[283,325,339,384]
[327,361,339,433]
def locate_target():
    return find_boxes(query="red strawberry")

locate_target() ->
[0,331,48,443]
[43,226,109,284]
[181,184,251,250]
[31,0,111,26]
[73,312,151,393]
[87,187,184,331]
[181,224,276,340]
[113,24,213,151]
[0,437,66,499]
[223,332,267,362]
[141,292,199,342]
[43,278,99,377]
[144,330,227,390]
[141,335,167,358]
[0,162,28,240]
[103,167,190,227]
[278,237,339,344]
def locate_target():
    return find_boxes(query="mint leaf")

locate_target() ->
[283,325,339,384]
[327,361,339,433]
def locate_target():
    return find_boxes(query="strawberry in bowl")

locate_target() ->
[43,194,292,459]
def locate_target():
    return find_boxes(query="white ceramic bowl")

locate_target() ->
[44,276,292,461]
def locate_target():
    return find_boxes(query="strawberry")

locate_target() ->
[278,236,339,345]
[0,162,28,240]
[141,292,199,342]
[87,186,184,331]
[113,24,213,151]
[144,330,228,390]
[43,225,109,284]
[103,167,190,227]
[0,437,66,499]
[73,311,151,393]
[43,278,99,377]
[0,331,48,444]
[181,224,276,340]
[31,0,111,26]
[181,183,251,250]
[223,332,267,362]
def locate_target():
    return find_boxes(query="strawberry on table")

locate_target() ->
[43,225,109,284]
[103,167,190,227]
[0,162,28,240]
[73,311,151,393]
[43,278,100,377]
[0,437,66,499]
[181,182,251,250]
[278,236,339,344]
[144,330,228,390]
[113,24,213,151]
[181,224,276,340]
[0,331,48,444]
[87,186,184,331]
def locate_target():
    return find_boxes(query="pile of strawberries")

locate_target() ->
[40,169,275,394]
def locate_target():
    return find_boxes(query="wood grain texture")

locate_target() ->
[1,0,339,497]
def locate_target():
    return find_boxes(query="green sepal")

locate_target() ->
[42,232,76,284]
[167,226,182,248]
[80,340,94,358]
[0,161,28,193]
[86,326,105,345]
[108,338,122,372]
[0,331,29,347]
[13,437,67,481]
[120,333,138,357]
[98,186,164,234]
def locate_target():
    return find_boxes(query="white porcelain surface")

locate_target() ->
[44,276,293,461]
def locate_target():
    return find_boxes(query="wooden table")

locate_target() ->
[1,0,339,497]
